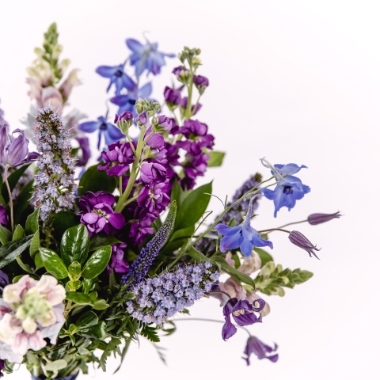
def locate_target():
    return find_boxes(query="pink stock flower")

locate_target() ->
[3,275,37,304]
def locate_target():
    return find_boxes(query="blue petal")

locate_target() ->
[110,95,130,106]
[138,82,153,98]
[251,234,273,250]
[262,188,275,200]
[105,124,124,144]
[96,65,117,78]
[122,73,136,91]
[240,239,255,257]
[78,121,100,133]
[126,38,144,53]
[220,230,243,252]
[275,163,307,176]
[215,224,242,236]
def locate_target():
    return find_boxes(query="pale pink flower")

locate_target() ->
[3,275,37,304]
[0,314,23,344]
[59,69,81,101]
[41,87,63,112]
[36,275,65,306]
[12,331,46,355]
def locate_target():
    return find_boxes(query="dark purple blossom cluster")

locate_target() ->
[126,262,219,324]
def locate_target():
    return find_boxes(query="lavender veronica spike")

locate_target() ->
[122,201,177,286]
[32,107,77,222]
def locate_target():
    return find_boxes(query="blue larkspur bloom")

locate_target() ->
[110,82,153,116]
[126,38,175,77]
[78,116,124,150]
[261,161,310,218]
[214,197,273,257]
[95,64,136,95]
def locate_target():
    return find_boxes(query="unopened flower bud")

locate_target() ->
[164,86,181,108]
[307,211,341,225]
[114,111,134,134]
[288,230,320,259]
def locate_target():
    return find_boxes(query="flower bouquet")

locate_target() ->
[0,23,340,379]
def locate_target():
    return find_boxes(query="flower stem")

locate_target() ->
[258,228,291,234]
[3,164,14,232]
[185,64,194,120]
[115,129,145,212]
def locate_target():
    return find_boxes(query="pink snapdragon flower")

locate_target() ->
[0,275,66,361]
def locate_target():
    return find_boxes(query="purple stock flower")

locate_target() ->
[111,82,152,117]
[242,336,279,365]
[129,209,156,246]
[179,97,202,115]
[155,115,174,132]
[164,86,181,107]
[140,162,167,184]
[222,298,265,340]
[176,119,214,155]
[95,64,135,95]
[126,38,175,77]
[75,136,91,167]
[98,141,135,177]
[288,230,320,259]
[108,243,129,274]
[0,206,8,228]
[193,75,209,87]
[78,116,124,150]
[261,160,310,218]
[0,126,37,167]
[138,181,170,214]
[78,191,125,236]
[180,152,209,190]
[114,111,134,124]
[215,197,273,257]
[308,211,341,225]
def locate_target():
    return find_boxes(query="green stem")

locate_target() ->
[185,64,194,119]
[258,228,291,234]
[115,130,145,212]
[3,165,14,232]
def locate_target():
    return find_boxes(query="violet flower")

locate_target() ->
[193,75,209,87]
[215,197,273,257]
[78,116,124,150]
[222,298,265,340]
[78,191,125,236]
[138,181,170,214]
[74,136,91,167]
[242,336,279,365]
[111,82,152,117]
[164,86,181,108]
[261,159,310,217]
[126,38,175,77]
[0,206,8,228]
[140,162,167,184]
[95,64,135,95]
[108,243,129,274]
[288,230,320,259]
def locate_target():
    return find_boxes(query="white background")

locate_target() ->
[1,1,379,379]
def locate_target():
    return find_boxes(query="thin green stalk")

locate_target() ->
[185,64,194,119]
[3,164,14,232]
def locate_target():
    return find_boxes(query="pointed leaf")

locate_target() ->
[0,225,12,245]
[82,246,112,279]
[60,224,90,266]
[29,230,40,257]
[78,164,117,196]
[254,247,274,268]
[25,208,40,234]
[40,248,68,279]
[66,292,93,305]
[0,235,32,268]
[208,151,225,167]
[12,225,25,241]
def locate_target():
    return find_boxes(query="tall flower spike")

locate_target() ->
[121,201,177,286]
[32,107,77,222]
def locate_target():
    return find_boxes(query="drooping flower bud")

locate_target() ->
[307,211,341,225]
[288,231,320,259]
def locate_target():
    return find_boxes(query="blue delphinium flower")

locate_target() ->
[110,82,152,116]
[214,196,273,257]
[126,38,175,77]
[261,159,310,218]
[78,115,124,150]
[95,64,136,95]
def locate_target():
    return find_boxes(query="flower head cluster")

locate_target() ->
[0,275,65,362]
[32,107,77,222]
[78,191,125,236]
[126,262,219,324]
[261,159,310,217]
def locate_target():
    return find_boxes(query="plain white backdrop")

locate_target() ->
[1,1,379,379]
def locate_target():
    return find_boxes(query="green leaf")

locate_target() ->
[141,325,160,342]
[92,299,109,310]
[0,235,32,269]
[188,246,209,262]
[45,359,67,378]
[210,256,256,288]
[34,252,44,270]
[78,164,116,196]
[162,226,194,255]
[175,182,212,230]
[254,248,274,268]
[1,164,30,202]
[12,225,25,241]
[76,311,98,329]
[29,230,40,257]
[82,246,112,279]
[52,211,80,239]
[39,248,68,279]
[0,225,12,245]
[66,292,93,305]
[60,224,90,266]
[208,151,225,167]
[89,235,121,252]
[68,261,82,281]
[170,179,184,206]
[66,280,81,292]
[25,208,40,234]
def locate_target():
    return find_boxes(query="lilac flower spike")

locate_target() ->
[78,116,124,150]
[288,230,320,259]
[260,158,310,217]
[126,38,175,77]
[95,64,135,95]
[242,336,279,365]
[214,196,273,257]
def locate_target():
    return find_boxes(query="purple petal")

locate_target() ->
[108,213,125,229]
[138,82,153,98]
[82,212,99,224]
[78,121,100,133]
[126,38,144,53]
[96,66,117,78]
